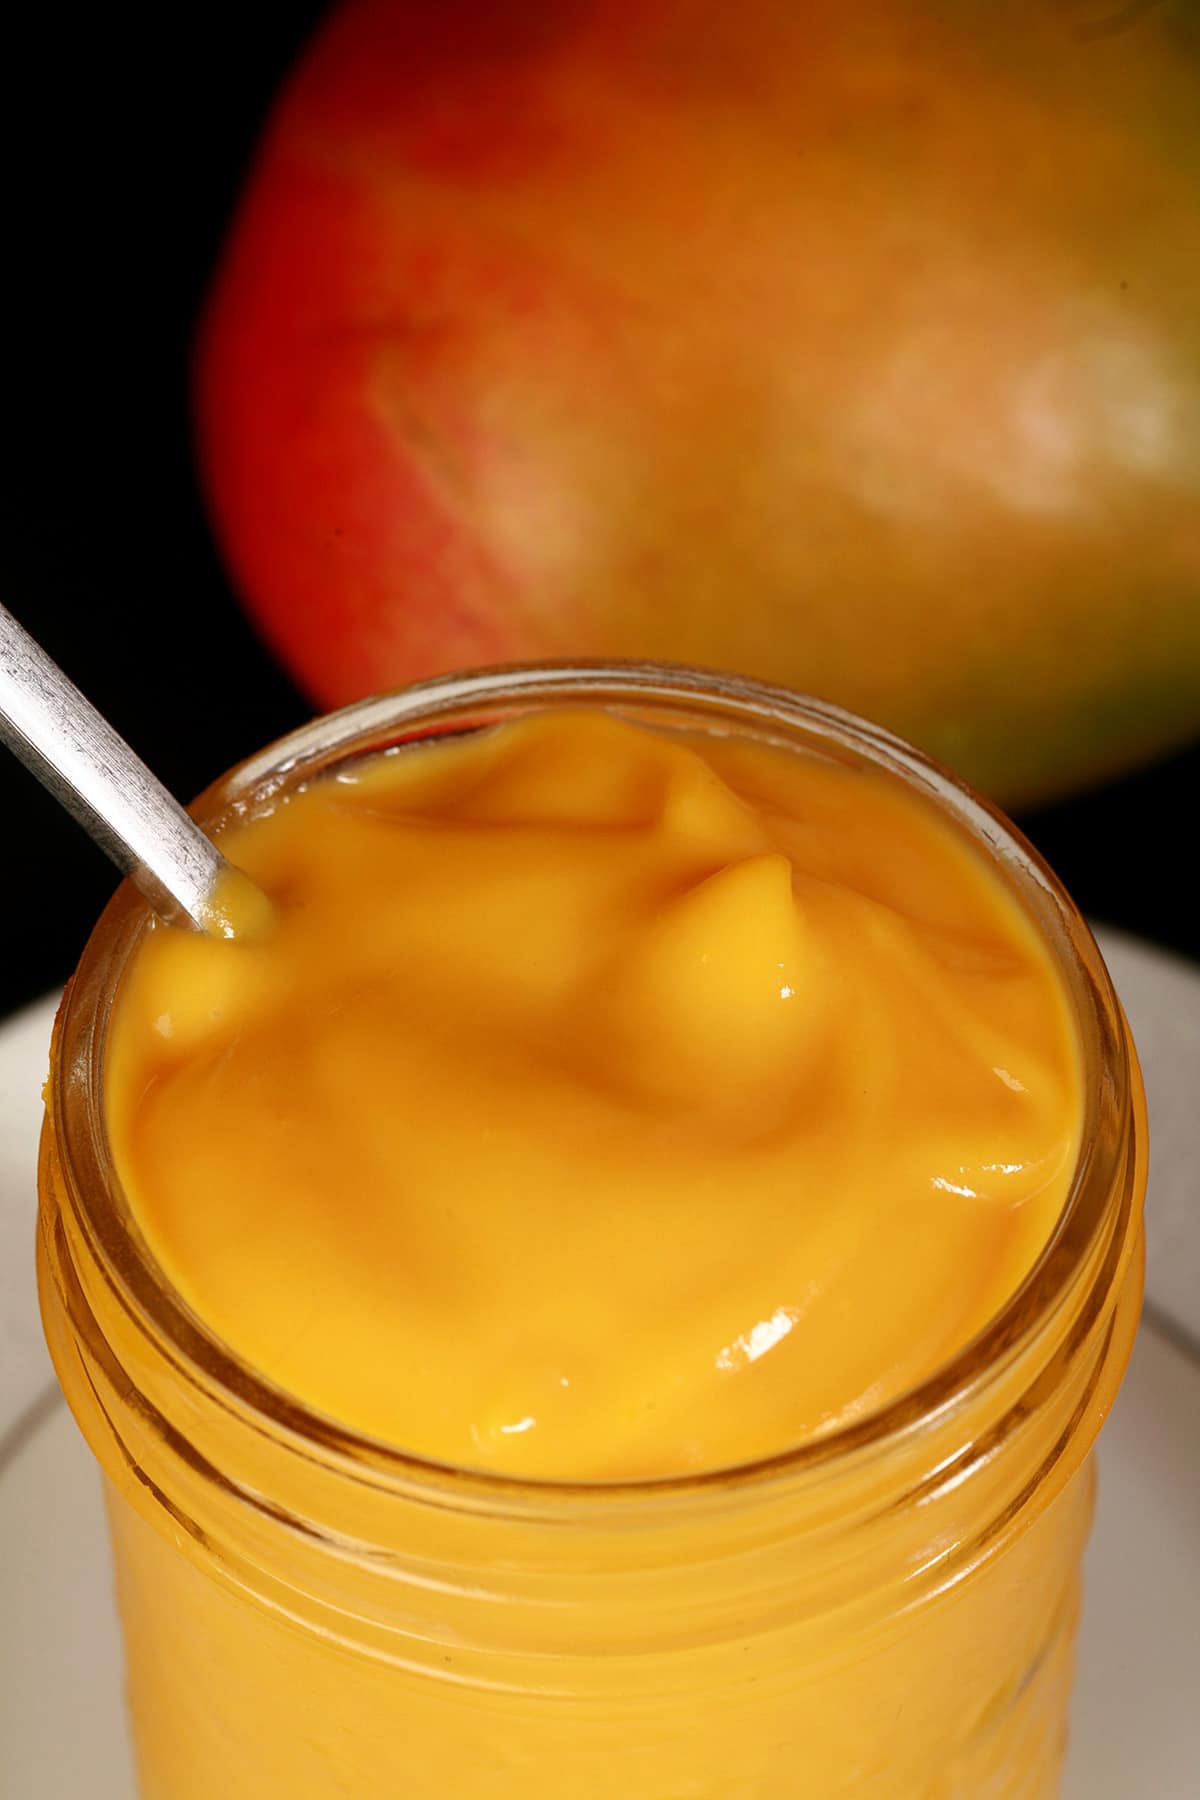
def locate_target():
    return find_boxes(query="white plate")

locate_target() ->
[2,928,1198,1798]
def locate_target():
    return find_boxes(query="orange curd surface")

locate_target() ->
[105,709,1081,1480]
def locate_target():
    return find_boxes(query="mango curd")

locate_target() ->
[106,709,1079,1479]
[38,671,1145,1800]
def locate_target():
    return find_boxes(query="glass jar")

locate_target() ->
[38,662,1145,1800]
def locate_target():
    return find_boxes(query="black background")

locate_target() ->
[3,6,1197,1017]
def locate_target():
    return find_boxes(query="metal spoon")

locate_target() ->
[0,601,272,938]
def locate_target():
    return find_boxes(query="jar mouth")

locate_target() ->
[52,658,1140,1509]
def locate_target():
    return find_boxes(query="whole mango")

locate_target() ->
[195,0,1200,805]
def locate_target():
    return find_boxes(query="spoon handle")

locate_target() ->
[0,602,232,930]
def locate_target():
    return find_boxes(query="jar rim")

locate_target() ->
[51,658,1140,1510]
